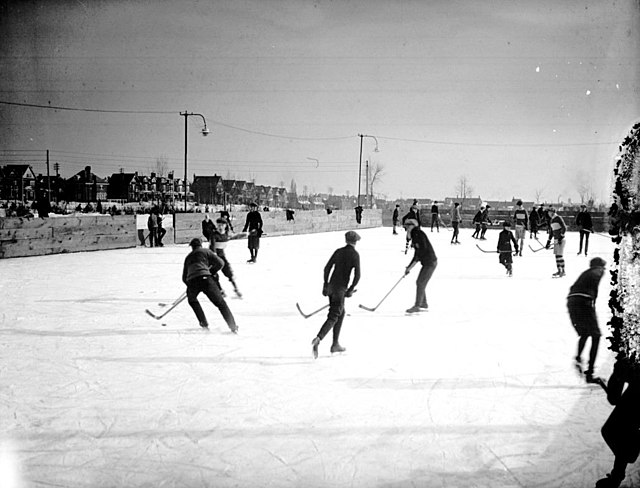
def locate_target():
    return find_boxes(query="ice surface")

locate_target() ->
[1,226,637,487]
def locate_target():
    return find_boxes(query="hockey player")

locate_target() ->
[529,204,540,239]
[311,231,361,359]
[402,205,420,253]
[182,238,238,333]
[479,204,491,240]
[596,355,640,488]
[212,217,242,298]
[512,200,528,256]
[242,202,263,263]
[403,219,437,313]
[546,207,567,277]
[497,221,518,276]
[575,204,593,256]
[202,214,215,248]
[450,202,461,244]
[430,200,440,232]
[566,257,606,383]
[471,206,483,239]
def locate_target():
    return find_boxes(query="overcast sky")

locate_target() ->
[1,0,638,203]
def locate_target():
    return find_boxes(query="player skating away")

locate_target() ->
[595,355,640,488]
[566,257,606,384]
[450,202,461,244]
[512,200,528,256]
[182,238,238,333]
[546,207,567,277]
[212,217,242,298]
[403,219,438,314]
[575,204,593,256]
[242,202,263,263]
[497,221,518,276]
[311,231,361,359]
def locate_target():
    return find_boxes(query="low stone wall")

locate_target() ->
[0,215,137,258]
[174,209,381,244]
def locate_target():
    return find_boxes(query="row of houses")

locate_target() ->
[0,165,307,209]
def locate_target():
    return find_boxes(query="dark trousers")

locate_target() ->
[431,213,439,231]
[148,228,158,247]
[414,261,437,308]
[578,230,590,253]
[157,227,166,246]
[472,223,481,238]
[317,289,346,344]
[451,221,459,242]
[215,249,236,284]
[480,223,488,239]
[187,276,236,329]
[568,297,601,374]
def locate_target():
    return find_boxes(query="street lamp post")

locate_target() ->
[357,134,379,208]
[180,111,210,212]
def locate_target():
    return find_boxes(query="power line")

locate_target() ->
[0,100,173,114]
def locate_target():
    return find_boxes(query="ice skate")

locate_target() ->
[311,337,320,359]
[233,286,243,299]
[418,304,429,311]
[330,343,346,354]
[199,321,209,329]
[552,271,565,278]
[229,325,239,334]
[574,357,583,375]
[405,305,421,314]
[595,473,624,488]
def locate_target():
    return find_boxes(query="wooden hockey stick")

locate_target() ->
[296,303,329,319]
[145,292,187,320]
[359,275,405,312]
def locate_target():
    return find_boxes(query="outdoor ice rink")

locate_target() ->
[1,225,638,488]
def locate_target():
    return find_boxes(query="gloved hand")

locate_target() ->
[404,266,411,276]
[345,288,355,298]
[322,283,328,296]
[545,241,551,249]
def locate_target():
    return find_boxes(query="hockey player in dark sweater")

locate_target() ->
[202,214,215,248]
[497,221,518,276]
[575,204,594,256]
[311,231,361,359]
[182,238,238,332]
[566,257,606,383]
[403,219,437,314]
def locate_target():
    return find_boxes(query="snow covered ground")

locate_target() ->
[1,225,637,488]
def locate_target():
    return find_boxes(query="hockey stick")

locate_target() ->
[158,291,187,307]
[475,244,515,254]
[145,292,187,320]
[528,244,546,253]
[296,303,329,319]
[359,275,405,312]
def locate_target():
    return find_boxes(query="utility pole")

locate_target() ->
[46,149,51,202]
[365,160,369,209]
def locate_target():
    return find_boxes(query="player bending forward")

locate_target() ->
[182,238,238,333]
[311,231,361,359]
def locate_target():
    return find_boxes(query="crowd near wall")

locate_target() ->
[0,209,381,258]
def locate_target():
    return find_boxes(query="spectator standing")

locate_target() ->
[202,214,215,248]
[242,202,263,263]
[147,211,158,247]
[576,204,594,256]
[529,204,540,239]
[392,204,400,235]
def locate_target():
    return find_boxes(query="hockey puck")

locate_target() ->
[161,323,167,327]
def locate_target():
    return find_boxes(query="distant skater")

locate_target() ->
[392,204,400,235]
[182,238,238,333]
[242,202,263,263]
[567,257,606,383]
[403,219,437,314]
[512,200,528,256]
[497,221,518,276]
[479,204,491,240]
[596,355,640,488]
[471,205,483,239]
[576,204,593,256]
[529,204,540,239]
[450,202,461,244]
[430,200,440,232]
[311,231,361,359]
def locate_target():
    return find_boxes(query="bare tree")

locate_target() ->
[225,170,236,180]
[289,179,297,194]
[327,186,334,195]
[369,163,385,206]
[154,156,169,177]
[455,175,474,199]
[534,188,544,203]
[575,171,596,204]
